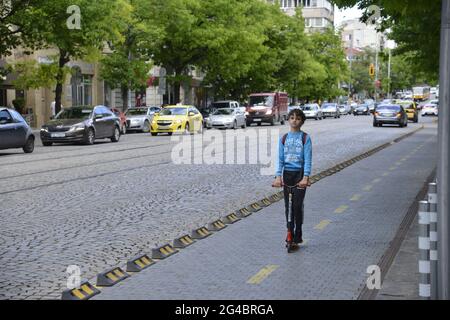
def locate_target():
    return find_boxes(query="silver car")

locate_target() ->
[125,106,161,133]
[207,108,246,129]
[302,104,323,120]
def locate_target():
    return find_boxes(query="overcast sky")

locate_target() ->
[334,5,364,27]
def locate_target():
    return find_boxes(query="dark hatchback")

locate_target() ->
[373,104,408,127]
[40,106,121,146]
[0,107,35,153]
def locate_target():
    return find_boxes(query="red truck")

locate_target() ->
[245,92,288,126]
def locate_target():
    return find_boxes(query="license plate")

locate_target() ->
[51,133,65,138]
[254,119,261,122]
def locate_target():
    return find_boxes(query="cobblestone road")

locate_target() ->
[0,114,435,299]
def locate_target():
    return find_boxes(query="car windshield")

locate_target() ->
[322,104,335,108]
[159,108,187,116]
[212,102,230,109]
[126,108,148,116]
[303,106,315,111]
[249,95,274,107]
[213,109,234,115]
[56,108,92,120]
[377,106,401,112]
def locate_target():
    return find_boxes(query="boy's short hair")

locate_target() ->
[288,109,306,123]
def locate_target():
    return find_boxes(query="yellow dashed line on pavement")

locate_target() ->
[314,220,331,230]
[334,205,349,214]
[247,265,279,285]
[363,185,373,191]
[350,194,361,201]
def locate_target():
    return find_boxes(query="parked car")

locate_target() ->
[245,92,288,126]
[338,104,350,115]
[353,104,370,116]
[302,104,323,120]
[321,103,340,118]
[395,100,418,123]
[40,105,121,146]
[421,103,439,116]
[125,106,160,133]
[110,108,127,134]
[0,107,35,153]
[211,100,244,113]
[373,104,408,127]
[150,105,203,136]
[431,87,437,95]
[429,99,439,107]
[207,108,246,130]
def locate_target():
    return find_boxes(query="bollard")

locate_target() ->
[419,200,431,299]
[428,183,438,300]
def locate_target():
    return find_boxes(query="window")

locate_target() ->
[0,110,13,123]
[9,110,25,123]
[314,18,323,27]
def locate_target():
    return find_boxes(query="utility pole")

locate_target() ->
[387,47,391,99]
[375,32,379,101]
[438,0,450,300]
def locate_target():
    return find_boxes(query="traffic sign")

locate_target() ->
[369,64,375,76]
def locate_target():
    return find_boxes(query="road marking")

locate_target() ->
[247,265,279,285]
[315,220,331,230]
[382,172,389,177]
[389,166,396,171]
[363,185,373,191]
[372,178,381,184]
[334,205,349,214]
[350,194,361,201]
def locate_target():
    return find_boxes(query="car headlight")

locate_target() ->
[175,119,183,124]
[41,127,48,132]
[69,124,85,132]
[266,109,273,115]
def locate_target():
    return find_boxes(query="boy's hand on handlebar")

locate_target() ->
[272,177,283,188]
[298,177,310,189]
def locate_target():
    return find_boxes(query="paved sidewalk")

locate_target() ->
[376,215,421,300]
[93,126,437,300]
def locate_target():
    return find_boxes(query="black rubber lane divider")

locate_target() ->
[173,234,196,248]
[97,267,130,287]
[126,254,155,272]
[236,207,252,218]
[247,202,263,213]
[257,198,273,207]
[208,220,227,231]
[61,281,100,300]
[222,213,241,224]
[191,227,212,239]
[151,244,179,259]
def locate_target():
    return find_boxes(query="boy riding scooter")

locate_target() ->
[272,109,312,252]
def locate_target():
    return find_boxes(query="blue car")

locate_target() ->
[0,107,35,153]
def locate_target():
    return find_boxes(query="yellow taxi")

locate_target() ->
[394,100,418,123]
[150,105,203,136]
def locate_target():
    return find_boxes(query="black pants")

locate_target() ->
[283,170,306,243]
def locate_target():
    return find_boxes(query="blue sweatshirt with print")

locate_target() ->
[275,131,312,177]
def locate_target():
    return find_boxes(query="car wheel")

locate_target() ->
[184,123,192,135]
[42,141,53,147]
[379,123,383,127]
[84,128,95,145]
[168,132,173,136]
[151,132,157,136]
[142,121,150,133]
[257,122,262,126]
[23,136,35,153]
[241,121,246,129]
[111,127,120,142]
[373,121,378,127]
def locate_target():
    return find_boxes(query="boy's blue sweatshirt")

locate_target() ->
[275,131,312,177]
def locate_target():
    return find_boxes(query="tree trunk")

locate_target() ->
[122,86,128,111]
[55,50,70,114]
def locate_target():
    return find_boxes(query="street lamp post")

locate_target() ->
[438,0,450,300]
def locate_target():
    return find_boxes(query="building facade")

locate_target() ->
[272,0,335,32]
[340,19,387,51]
